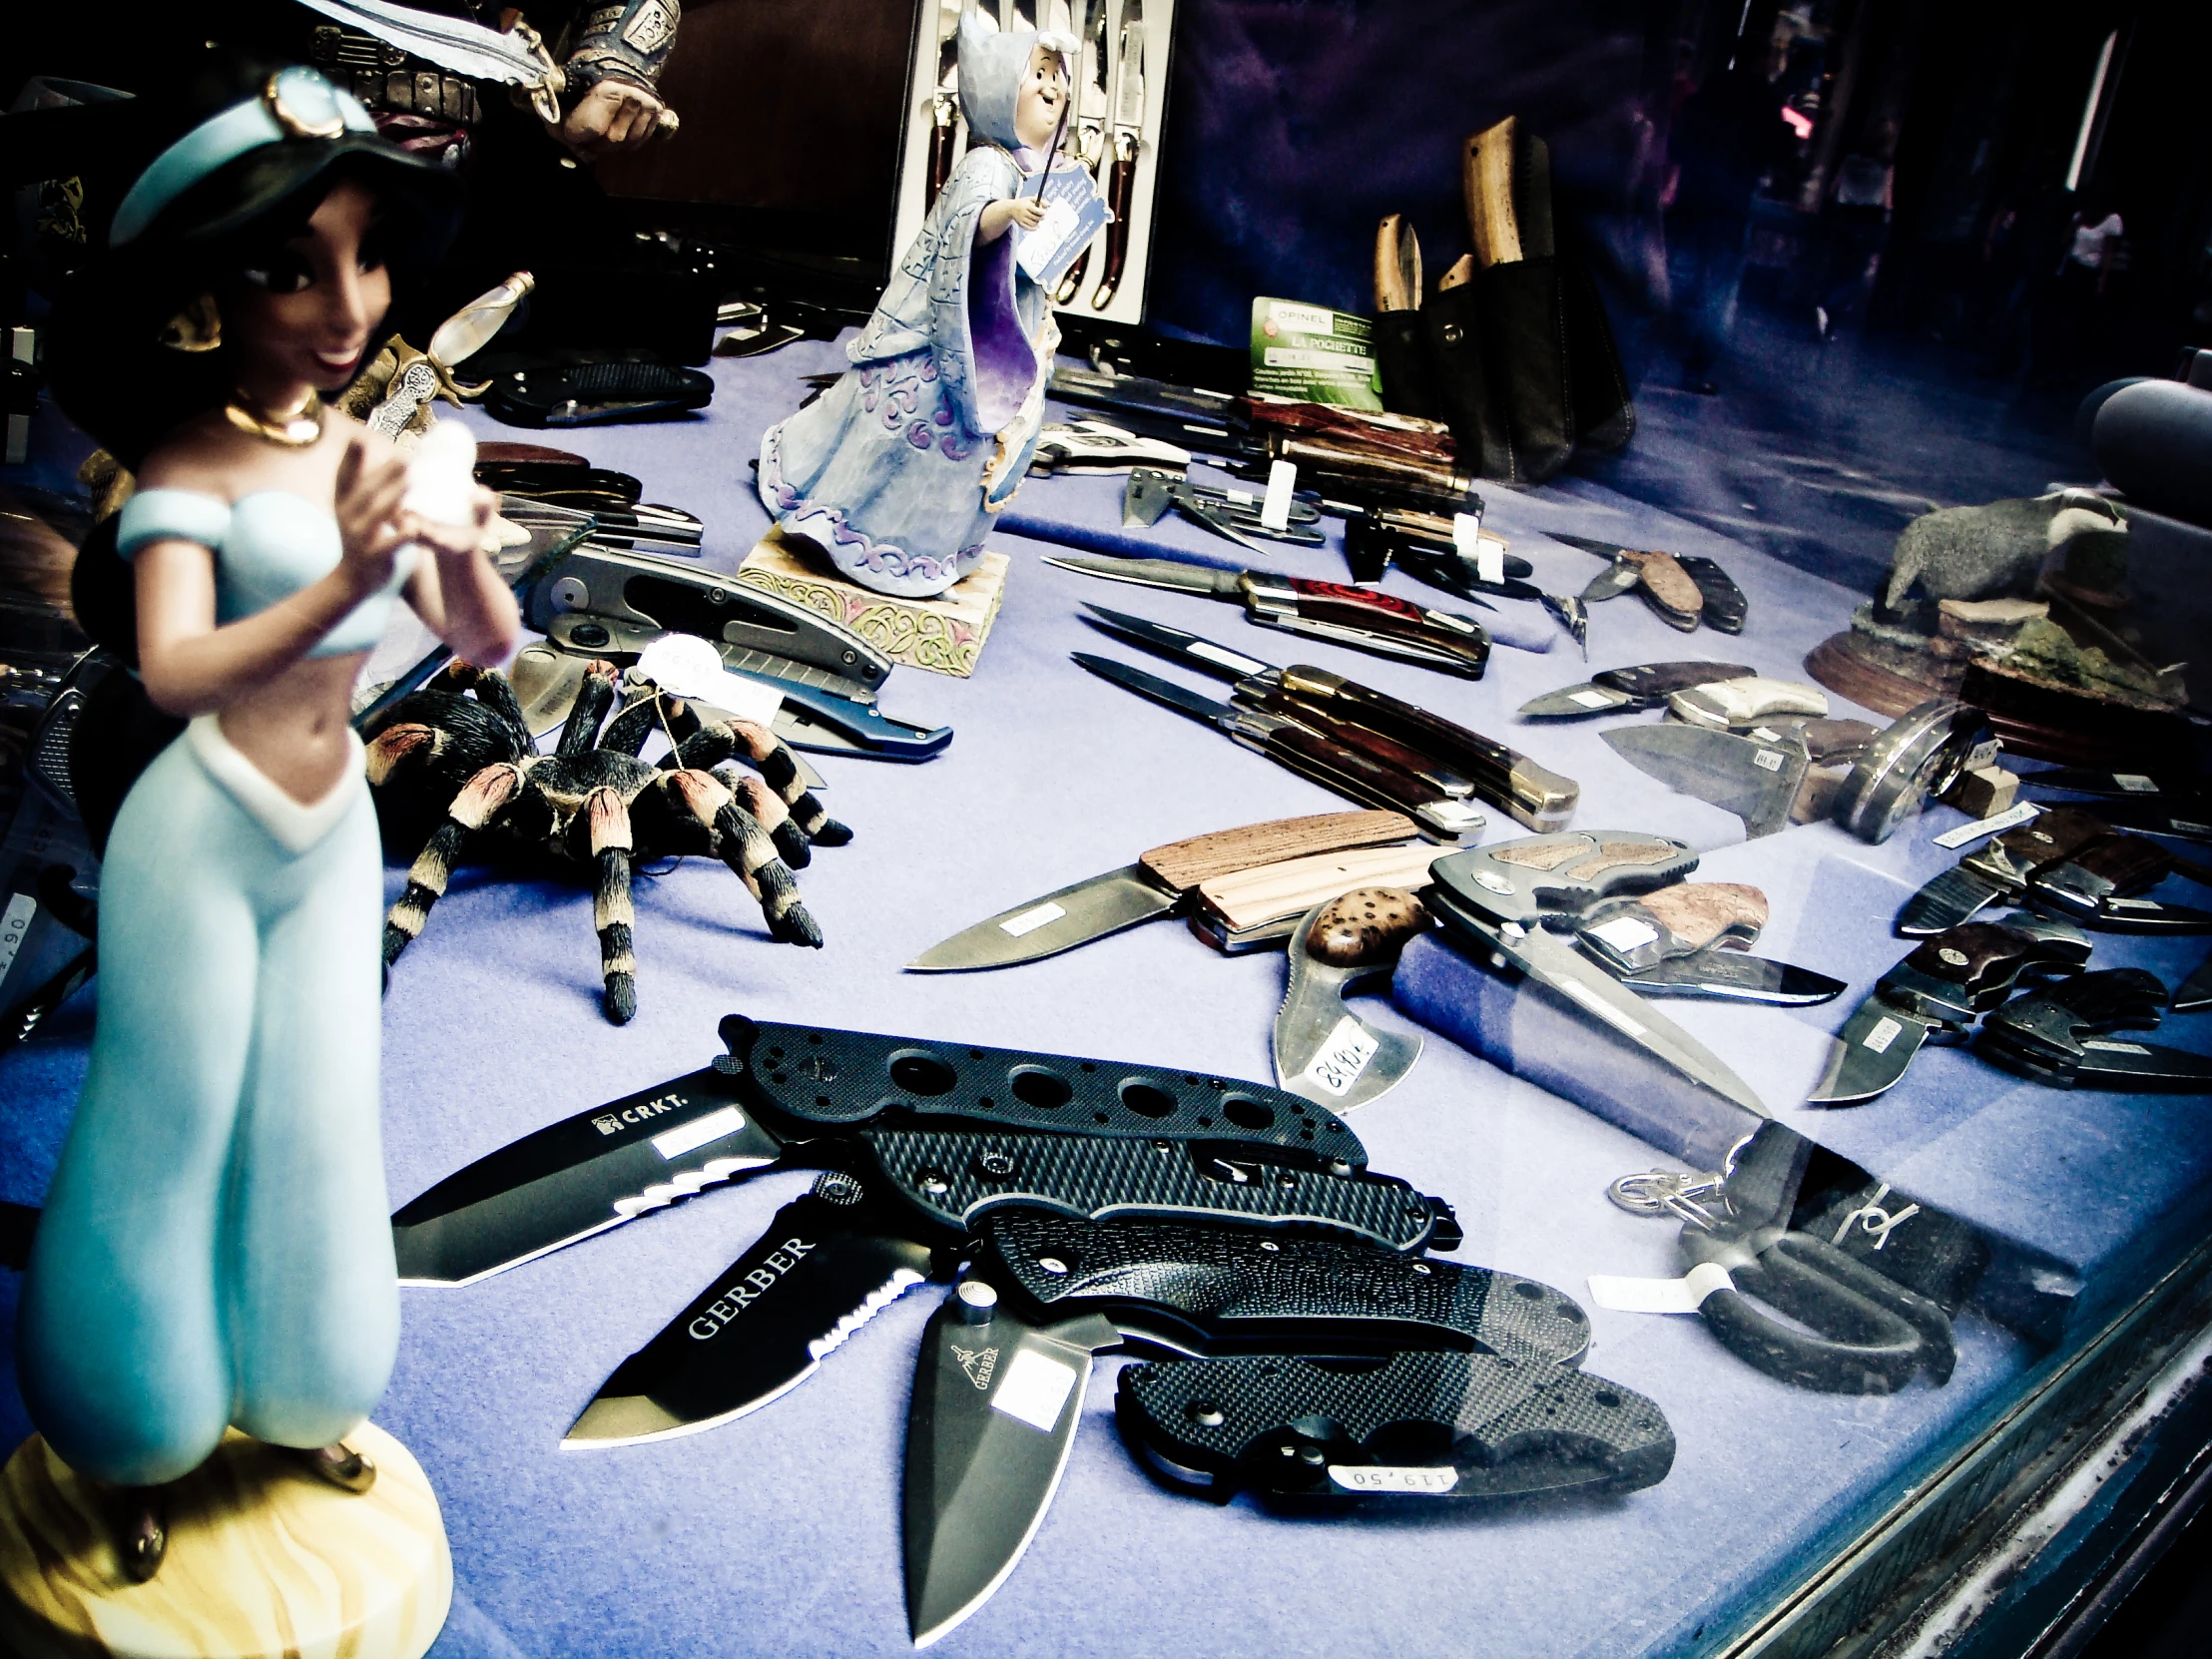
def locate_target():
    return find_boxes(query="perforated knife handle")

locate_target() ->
[860,1128,1441,1252]
[1280,666,1579,830]
[1276,579,1492,678]
[1116,1352,1676,1501]
[719,1017,1370,1166]
[980,1212,1589,1364]
[2010,967,2171,1029]
[1429,830,1697,927]
[1135,811,1417,891]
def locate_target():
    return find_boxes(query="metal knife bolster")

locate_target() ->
[978,1213,1589,1364]
[1116,1352,1676,1500]
[1243,574,1491,679]
[1278,665,1577,830]
[1869,962,1983,1029]
[860,1129,1442,1252]
[718,1016,1367,1166]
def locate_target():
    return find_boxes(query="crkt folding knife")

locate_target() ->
[1977,969,2212,1091]
[395,1015,1438,1290]
[1807,915,2093,1105]
[902,1215,1601,1646]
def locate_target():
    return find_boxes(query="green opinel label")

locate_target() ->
[1249,297,1383,411]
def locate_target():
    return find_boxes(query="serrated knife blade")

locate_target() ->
[563,1176,934,1448]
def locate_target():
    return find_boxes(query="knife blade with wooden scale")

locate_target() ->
[1079,603,1578,829]
[1090,1,1145,310]
[1041,549,1492,676]
[907,810,1420,972]
[1807,916,2093,1105]
[1070,653,1488,840]
[904,1220,1605,1646]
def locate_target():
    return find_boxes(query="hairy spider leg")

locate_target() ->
[584,785,638,1024]
[675,719,851,860]
[599,684,676,757]
[555,659,622,758]
[662,769,823,948]
[381,763,524,970]
[440,660,533,748]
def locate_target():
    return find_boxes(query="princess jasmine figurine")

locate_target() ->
[18,55,518,1581]
[757,14,1078,598]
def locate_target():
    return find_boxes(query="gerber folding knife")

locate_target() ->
[1807,915,2093,1105]
[1977,969,2212,1091]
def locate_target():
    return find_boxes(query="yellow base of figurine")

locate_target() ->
[0,1424,449,1659]
[739,528,1010,678]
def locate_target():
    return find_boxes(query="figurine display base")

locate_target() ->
[736,529,1008,678]
[0,1424,449,1659]
[1803,631,1961,720]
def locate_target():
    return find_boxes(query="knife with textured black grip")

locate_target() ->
[1116,1351,1675,1501]
[2026,834,2212,932]
[977,1213,1586,1363]
[394,1017,1377,1285]
[1898,805,2116,935]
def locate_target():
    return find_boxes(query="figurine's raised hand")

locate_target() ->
[333,433,414,595]
[980,196,1049,244]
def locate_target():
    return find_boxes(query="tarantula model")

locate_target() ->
[362,658,850,1022]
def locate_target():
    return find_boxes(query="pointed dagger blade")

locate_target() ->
[906,863,1182,971]
[563,1182,934,1447]
[904,1286,1117,1648]
[390,1069,782,1286]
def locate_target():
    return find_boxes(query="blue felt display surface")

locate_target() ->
[3,338,2207,1658]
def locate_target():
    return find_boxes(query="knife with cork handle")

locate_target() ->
[1080,604,1577,829]
[907,810,1420,972]
[1090,4,1145,309]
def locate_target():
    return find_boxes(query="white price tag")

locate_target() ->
[1587,915,1660,953]
[1300,1015,1381,1098]
[1568,688,1616,709]
[1753,749,1786,772]
[1934,800,2039,849]
[999,901,1067,938]
[636,634,786,729]
[2113,774,2158,793]
[2081,1039,2151,1055]
[1862,1016,1904,1054]
[652,1105,748,1160]
[1014,198,1079,280]
[1587,1262,1736,1314]
[1259,459,1297,532]
[1329,1464,1458,1495]
[991,1348,1080,1432]
[0,892,36,981]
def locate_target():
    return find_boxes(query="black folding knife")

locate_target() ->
[1976,969,2212,1090]
[1115,1349,1674,1503]
[1898,805,2115,935]
[392,1014,1422,1288]
[2023,834,2212,933]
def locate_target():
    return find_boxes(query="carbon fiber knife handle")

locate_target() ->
[978,1213,1588,1365]
[859,1128,1440,1252]
[1429,830,1697,927]
[1592,662,1758,705]
[1115,1352,1675,1501]
[720,1017,1367,1167]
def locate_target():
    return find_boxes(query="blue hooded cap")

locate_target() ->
[957,11,1073,152]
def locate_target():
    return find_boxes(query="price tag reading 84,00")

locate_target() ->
[1301,1015,1380,1098]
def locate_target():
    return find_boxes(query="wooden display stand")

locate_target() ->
[0,1424,449,1659]
[735,529,1009,679]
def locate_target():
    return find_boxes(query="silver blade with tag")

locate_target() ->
[1431,891,1769,1116]
[1615,950,1846,1004]
[1603,723,1811,838]
[564,1174,934,1447]
[904,1282,1120,1649]
[1807,999,1940,1105]
[1274,891,1424,1109]
[909,863,1184,971]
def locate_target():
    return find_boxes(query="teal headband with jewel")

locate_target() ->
[110,67,378,249]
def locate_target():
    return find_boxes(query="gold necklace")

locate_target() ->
[224,388,325,447]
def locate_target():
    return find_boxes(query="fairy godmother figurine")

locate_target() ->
[756,14,1075,598]
[18,55,518,1580]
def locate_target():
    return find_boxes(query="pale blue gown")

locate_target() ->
[16,488,413,1486]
